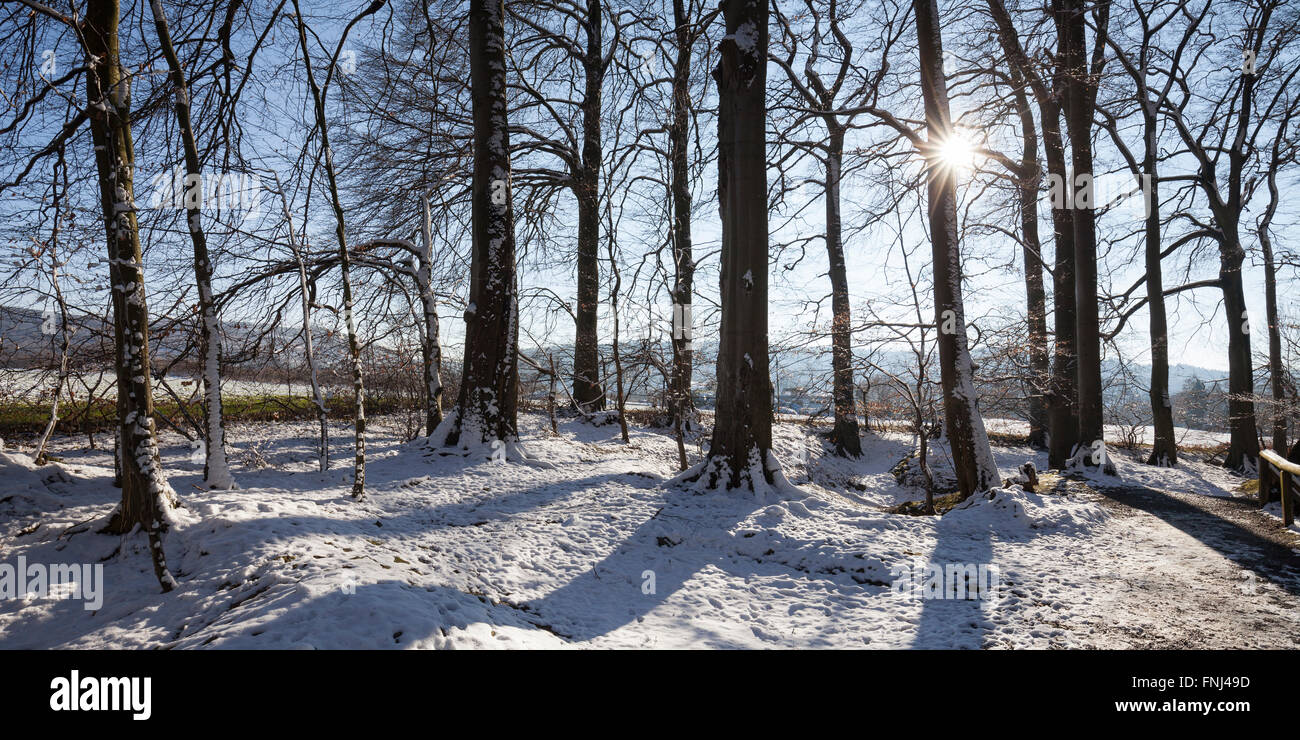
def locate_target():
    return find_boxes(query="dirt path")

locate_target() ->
[1063,476,1300,648]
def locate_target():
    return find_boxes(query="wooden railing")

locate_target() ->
[1259,449,1300,525]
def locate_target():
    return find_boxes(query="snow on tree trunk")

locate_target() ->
[572,0,606,416]
[84,0,178,593]
[149,0,234,490]
[914,0,1000,497]
[293,0,367,497]
[438,0,521,455]
[690,0,782,492]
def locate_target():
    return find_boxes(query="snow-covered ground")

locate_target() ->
[1,413,1297,649]
[983,417,1232,448]
[0,368,293,402]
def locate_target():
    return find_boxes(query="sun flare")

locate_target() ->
[936,130,977,173]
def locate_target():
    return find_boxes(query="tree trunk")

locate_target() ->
[419,193,444,434]
[149,0,234,489]
[1220,222,1260,471]
[292,0,367,497]
[84,0,177,592]
[608,229,630,443]
[824,128,862,457]
[1261,226,1285,453]
[443,0,520,449]
[1219,37,1262,473]
[34,156,70,467]
[669,0,696,432]
[914,0,1000,498]
[572,0,605,415]
[277,183,329,472]
[987,0,1076,467]
[1009,81,1049,450]
[1141,106,1177,466]
[698,0,774,490]
[1059,0,1110,471]
[1261,117,1289,454]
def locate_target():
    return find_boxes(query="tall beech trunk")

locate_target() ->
[915,0,1000,497]
[149,0,234,489]
[1059,0,1110,469]
[1141,105,1177,466]
[1220,219,1260,471]
[293,0,368,497]
[1218,38,1262,472]
[987,0,1075,467]
[444,0,520,447]
[669,0,696,432]
[700,0,774,490]
[572,0,606,414]
[1044,125,1078,468]
[825,127,862,457]
[84,0,176,592]
[1009,80,1049,450]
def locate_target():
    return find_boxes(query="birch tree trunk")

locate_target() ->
[276,182,329,472]
[148,0,234,489]
[34,162,70,467]
[292,0,368,497]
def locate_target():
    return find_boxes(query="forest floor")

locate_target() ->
[1,413,1297,649]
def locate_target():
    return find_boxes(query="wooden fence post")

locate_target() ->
[1260,460,1270,506]
[1283,468,1293,527]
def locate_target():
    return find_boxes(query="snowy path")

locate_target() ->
[1,416,1298,649]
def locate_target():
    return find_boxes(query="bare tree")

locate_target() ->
[913,0,1001,495]
[148,0,235,489]
[441,0,522,452]
[290,0,385,497]
[691,0,778,490]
